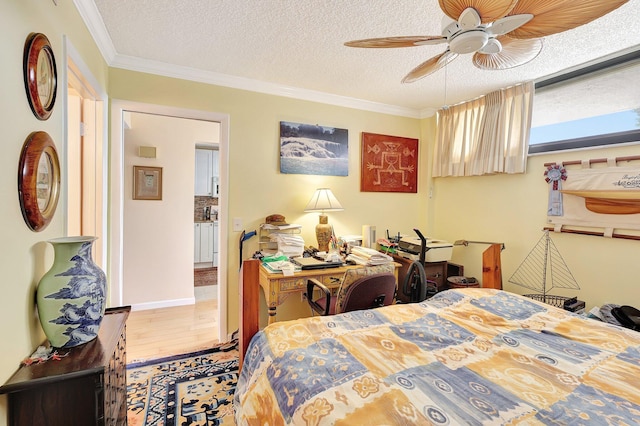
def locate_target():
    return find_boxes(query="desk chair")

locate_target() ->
[305,263,396,316]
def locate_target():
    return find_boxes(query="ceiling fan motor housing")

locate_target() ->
[450,30,489,54]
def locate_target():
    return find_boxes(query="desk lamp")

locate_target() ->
[304,188,343,252]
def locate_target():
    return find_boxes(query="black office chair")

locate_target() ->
[305,264,396,316]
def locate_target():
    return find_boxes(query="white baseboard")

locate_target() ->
[130,297,196,311]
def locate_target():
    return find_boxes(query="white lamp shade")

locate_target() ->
[304,188,344,212]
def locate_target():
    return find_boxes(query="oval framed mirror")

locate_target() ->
[18,131,61,231]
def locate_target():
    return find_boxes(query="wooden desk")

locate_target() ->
[259,262,399,324]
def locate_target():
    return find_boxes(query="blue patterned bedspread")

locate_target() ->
[234,288,640,425]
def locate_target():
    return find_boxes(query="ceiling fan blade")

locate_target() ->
[473,36,542,70]
[439,0,518,23]
[344,36,446,48]
[402,50,459,83]
[487,13,533,36]
[507,0,629,39]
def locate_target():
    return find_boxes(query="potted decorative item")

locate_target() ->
[36,236,106,348]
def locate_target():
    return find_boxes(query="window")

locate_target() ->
[529,49,640,154]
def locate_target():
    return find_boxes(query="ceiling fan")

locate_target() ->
[345,0,629,83]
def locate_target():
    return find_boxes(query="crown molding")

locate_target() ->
[73,0,117,63]
[73,1,431,119]
[111,54,423,118]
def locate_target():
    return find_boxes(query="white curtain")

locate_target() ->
[433,81,533,177]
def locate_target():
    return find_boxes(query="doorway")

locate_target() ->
[110,100,230,342]
[65,38,107,268]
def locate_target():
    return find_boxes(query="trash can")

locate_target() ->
[447,276,480,289]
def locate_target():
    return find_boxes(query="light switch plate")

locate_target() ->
[232,217,242,232]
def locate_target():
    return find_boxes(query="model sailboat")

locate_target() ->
[508,230,580,306]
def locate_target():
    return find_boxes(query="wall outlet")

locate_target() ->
[232,217,242,232]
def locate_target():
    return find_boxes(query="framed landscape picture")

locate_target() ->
[280,121,348,176]
[360,132,418,193]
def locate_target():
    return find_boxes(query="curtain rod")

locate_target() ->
[544,155,640,167]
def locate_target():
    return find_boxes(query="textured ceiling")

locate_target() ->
[81,0,640,117]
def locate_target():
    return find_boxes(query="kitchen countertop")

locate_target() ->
[195,220,218,223]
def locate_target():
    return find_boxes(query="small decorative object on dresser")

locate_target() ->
[36,236,107,348]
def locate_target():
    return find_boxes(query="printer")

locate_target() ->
[397,236,453,262]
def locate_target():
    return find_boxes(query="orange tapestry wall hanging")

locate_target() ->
[360,132,418,193]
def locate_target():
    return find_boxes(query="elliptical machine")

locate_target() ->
[401,229,438,303]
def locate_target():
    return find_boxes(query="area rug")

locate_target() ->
[126,340,238,426]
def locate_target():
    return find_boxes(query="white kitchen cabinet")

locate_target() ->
[194,222,214,264]
[194,148,220,197]
[213,221,219,267]
[195,149,213,196]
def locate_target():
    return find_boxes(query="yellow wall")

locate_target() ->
[107,68,427,329]
[0,0,109,422]
[432,145,640,310]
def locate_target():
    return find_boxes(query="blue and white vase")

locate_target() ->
[36,236,106,348]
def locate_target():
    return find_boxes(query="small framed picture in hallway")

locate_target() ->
[133,166,163,200]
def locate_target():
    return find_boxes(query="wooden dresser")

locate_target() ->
[0,307,130,426]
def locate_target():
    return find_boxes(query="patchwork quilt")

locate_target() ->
[234,288,640,425]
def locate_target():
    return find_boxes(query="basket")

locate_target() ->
[447,276,480,289]
[523,294,570,308]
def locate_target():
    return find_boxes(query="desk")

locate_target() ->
[259,263,400,324]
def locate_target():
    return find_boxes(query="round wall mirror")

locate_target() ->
[18,131,61,231]
[23,32,57,121]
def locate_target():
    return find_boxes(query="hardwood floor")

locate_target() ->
[126,297,219,363]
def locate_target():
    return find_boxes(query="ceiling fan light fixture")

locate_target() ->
[449,30,488,54]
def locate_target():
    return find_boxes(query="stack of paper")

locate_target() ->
[262,260,300,273]
[270,233,305,258]
[347,246,393,265]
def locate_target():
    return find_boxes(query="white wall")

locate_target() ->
[123,112,218,307]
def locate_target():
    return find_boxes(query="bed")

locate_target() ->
[235,269,640,424]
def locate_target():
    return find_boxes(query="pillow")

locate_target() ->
[335,263,395,314]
